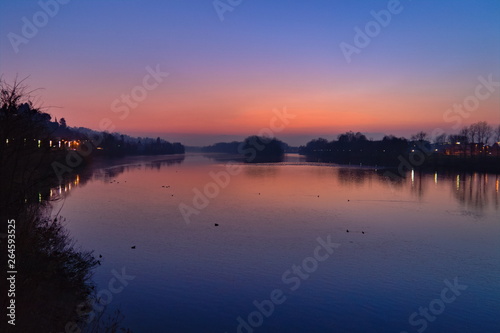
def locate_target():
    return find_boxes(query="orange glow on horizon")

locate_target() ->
[33,73,500,140]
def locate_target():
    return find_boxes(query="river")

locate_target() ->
[53,153,500,333]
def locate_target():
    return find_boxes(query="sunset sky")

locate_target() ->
[1,0,499,146]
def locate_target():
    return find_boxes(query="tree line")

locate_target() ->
[0,79,185,161]
[299,121,500,169]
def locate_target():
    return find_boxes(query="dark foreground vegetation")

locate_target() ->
[1,79,135,332]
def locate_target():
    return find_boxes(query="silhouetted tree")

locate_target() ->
[338,131,367,143]
[473,121,492,156]
[411,131,428,142]
[59,117,67,129]
[202,141,241,154]
[495,125,500,143]
[473,121,492,145]
[434,133,447,144]
[240,136,285,162]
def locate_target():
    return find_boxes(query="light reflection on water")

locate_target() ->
[54,154,500,333]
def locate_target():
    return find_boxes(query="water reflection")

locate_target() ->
[48,155,185,201]
[452,173,498,213]
[145,156,185,170]
[410,169,426,199]
[321,165,500,213]
[244,165,280,178]
[53,154,499,333]
[337,168,373,187]
[202,153,244,163]
[0,154,187,331]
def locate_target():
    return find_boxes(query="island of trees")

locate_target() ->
[201,136,287,163]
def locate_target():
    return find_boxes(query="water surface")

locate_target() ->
[54,153,500,333]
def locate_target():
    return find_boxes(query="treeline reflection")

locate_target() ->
[452,173,499,213]
[36,156,186,203]
[42,156,498,218]
[307,166,498,213]
[1,154,184,331]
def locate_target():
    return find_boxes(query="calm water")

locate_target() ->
[54,153,500,333]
